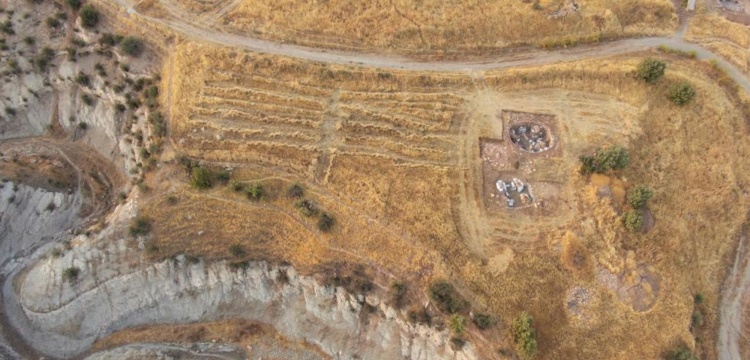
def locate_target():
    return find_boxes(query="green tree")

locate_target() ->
[669,82,696,106]
[636,58,667,83]
[623,210,644,233]
[512,311,538,358]
[79,4,99,28]
[628,186,653,209]
[190,166,212,189]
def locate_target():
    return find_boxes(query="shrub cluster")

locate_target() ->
[428,281,469,314]
[666,345,697,360]
[473,313,495,330]
[622,210,644,233]
[79,4,99,28]
[190,166,213,189]
[120,36,144,57]
[627,186,653,209]
[512,311,538,358]
[669,82,696,106]
[636,58,666,83]
[579,145,630,174]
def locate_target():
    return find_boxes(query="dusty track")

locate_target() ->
[110,0,750,93]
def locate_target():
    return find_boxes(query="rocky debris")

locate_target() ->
[548,0,580,19]
[565,287,592,317]
[510,123,553,153]
[85,342,247,360]
[496,178,533,208]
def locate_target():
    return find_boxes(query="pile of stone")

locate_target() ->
[495,178,533,208]
[510,124,552,153]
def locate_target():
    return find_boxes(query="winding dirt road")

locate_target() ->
[110,0,750,93]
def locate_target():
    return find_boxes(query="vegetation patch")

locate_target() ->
[579,145,630,174]
[428,280,469,314]
[512,311,538,359]
[129,216,152,237]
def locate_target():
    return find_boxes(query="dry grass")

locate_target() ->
[162,0,678,56]
[91,318,328,357]
[150,41,750,360]
[685,13,750,74]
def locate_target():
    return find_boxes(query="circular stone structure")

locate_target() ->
[509,123,554,153]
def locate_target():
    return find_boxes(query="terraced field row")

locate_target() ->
[178,66,464,177]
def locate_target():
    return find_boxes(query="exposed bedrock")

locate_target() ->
[0,182,82,271]
[6,217,476,359]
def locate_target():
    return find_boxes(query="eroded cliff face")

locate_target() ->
[3,200,476,360]
[0,181,82,270]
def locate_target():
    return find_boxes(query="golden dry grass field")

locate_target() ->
[159,0,678,56]
[686,12,750,75]
[112,39,750,359]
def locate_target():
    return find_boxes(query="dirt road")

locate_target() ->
[109,0,750,94]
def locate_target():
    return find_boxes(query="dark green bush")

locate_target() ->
[81,93,94,106]
[230,180,244,192]
[120,36,144,57]
[45,17,61,28]
[75,71,90,86]
[216,170,230,184]
[669,82,696,106]
[428,281,469,314]
[407,307,432,325]
[318,213,335,232]
[99,33,120,47]
[35,47,55,70]
[190,166,212,189]
[63,267,80,282]
[79,5,99,28]
[666,345,697,360]
[512,311,538,359]
[580,145,630,174]
[628,186,653,209]
[129,216,152,236]
[295,199,318,217]
[65,0,82,10]
[389,281,407,309]
[636,58,666,83]
[287,183,304,198]
[228,244,245,258]
[473,313,495,330]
